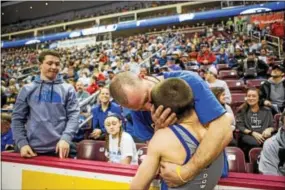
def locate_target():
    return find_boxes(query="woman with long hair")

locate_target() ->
[236,88,275,156]
[104,113,138,165]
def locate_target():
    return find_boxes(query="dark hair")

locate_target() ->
[38,50,60,64]
[151,78,194,121]
[109,71,139,106]
[211,87,225,105]
[281,111,285,125]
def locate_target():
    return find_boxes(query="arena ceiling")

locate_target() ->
[1,1,112,25]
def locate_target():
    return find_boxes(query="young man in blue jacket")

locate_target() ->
[110,71,232,187]
[12,50,80,159]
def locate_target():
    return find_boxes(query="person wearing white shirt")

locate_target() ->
[104,113,138,165]
[205,66,232,104]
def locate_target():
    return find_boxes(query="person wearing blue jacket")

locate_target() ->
[12,50,80,159]
[90,87,122,140]
[110,71,232,187]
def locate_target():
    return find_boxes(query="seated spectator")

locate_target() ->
[77,71,91,87]
[104,112,137,165]
[205,66,232,104]
[90,87,122,140]
[211,87,235,129]
[260,64,285,114]
[167,56,182,71]
[139,67,149,78]
[234,48,246,65]
[86,75,99,95]
[5,85,18,107]
[259,111,285,176]
[197,44,216,70]
[157,50,167,67]
[215,48,229,65]
[76,81,90,102]
[211,87,236,146]
[237,52,269,79]
[236,88,275,157]
[258,48,269,65]
[1,113,14,151]
[63,62,79,81]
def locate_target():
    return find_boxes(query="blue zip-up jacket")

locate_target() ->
[11,75,80,153]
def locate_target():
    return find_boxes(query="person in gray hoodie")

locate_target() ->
[259,111,285,176]
[12,50,80,158]
[260,64,285,114]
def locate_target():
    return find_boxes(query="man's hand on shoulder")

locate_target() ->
[151,105,177,131]
[56,140,70,158]
[20,145,37,158]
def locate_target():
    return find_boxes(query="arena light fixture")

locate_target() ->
[45,2,48,6]
[30,6,33,9]
[1,12,4,15]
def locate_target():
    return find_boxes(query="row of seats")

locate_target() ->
[76,140,263,174]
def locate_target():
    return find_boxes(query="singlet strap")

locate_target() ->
[175,124,200,146]
[169,125,191,165]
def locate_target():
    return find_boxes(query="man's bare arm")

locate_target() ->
[182,113,232,180]
[130,134,162,190]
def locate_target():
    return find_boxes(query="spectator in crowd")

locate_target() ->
[104,112,138,165]
[5,85,18,108]
[11,50,80,158]
[237,52,269,79]
[76,81,90,102]
[205,66,232,104]
[90,87,122,140]
[258,48,269,65]
[211,87,235,129]
[197,44,216,69]
[167,56,182,71]
[131,78,224,190]
[86,75,100,95]
[110,71,232,187]
[157,50,168,66]
[260,64,285,114]
[77,71,91,87]
[211,87,236,146]
[1,113,14,152]
[215,48,229,65]
[139,67,149,78]
[259,111,285,176]
[236,88,275,157]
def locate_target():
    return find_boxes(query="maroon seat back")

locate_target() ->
[77,140,107,161]
[136,143,148,165]
[225,80,246,93]
[226,147,247,173]
[246,79,266,88]
[249,148,262,174]
[218,70,238,80]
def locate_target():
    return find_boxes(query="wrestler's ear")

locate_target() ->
[138,73,146,79]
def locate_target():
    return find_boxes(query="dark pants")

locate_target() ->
[240,134,262,161]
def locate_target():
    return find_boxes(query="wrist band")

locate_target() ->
[176,165,187,183]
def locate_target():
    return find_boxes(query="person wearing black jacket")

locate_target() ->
[237,52,269,79]
[260,64,285,114]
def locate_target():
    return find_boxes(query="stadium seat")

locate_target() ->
[218,70,238,80]
[249,148,262,174]
[77,140,107,161]
[225,147,247,173]
[246,79,266,88]
[136,143,148,165]
[225,80,246,93]
[216,64,230,73]
[274,113,282,130]
[231,93,246,114]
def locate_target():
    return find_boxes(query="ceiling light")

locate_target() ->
[45,2,48,5]
[1,13,4,15]
[30,6,33,9]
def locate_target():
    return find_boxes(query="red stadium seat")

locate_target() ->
[216,64,230,73]
[231,93,246,114]
[249,148,262,174]
[225,147,247,173]
[246,79,266,88]
[218,70,238,80]
[225,80,246,93]
[77,140,107,161]
[274,113,282,130]
[136,143,148,165]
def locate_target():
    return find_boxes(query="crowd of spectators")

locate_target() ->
[1,17,284,176]
[1,1,183,34]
